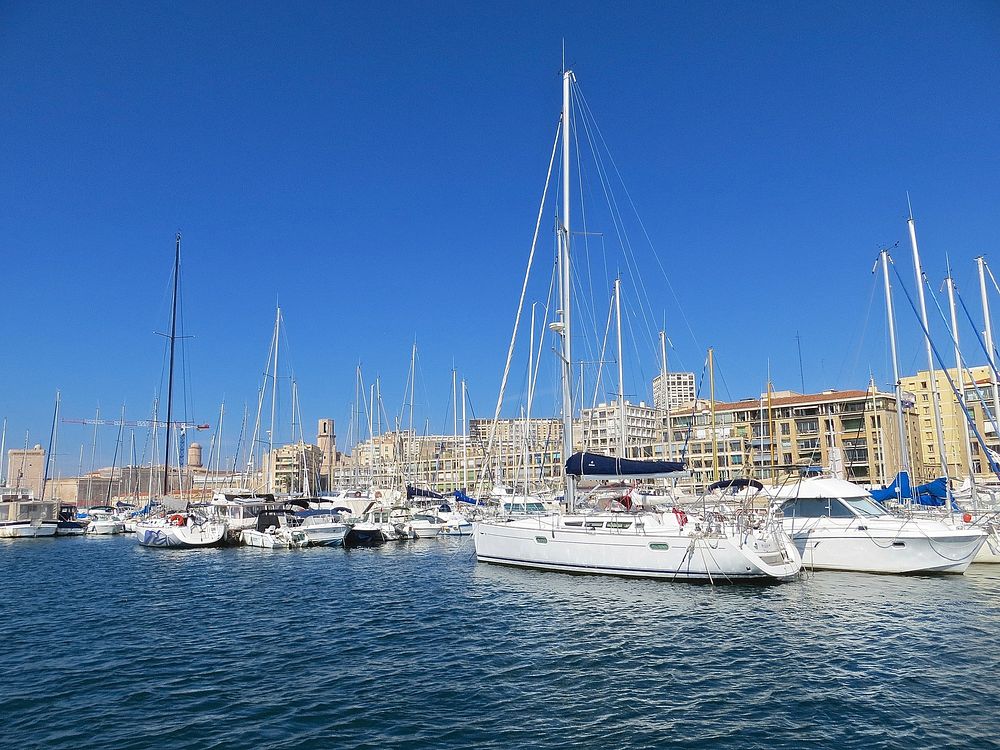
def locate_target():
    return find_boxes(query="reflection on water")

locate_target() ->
[2,535,999,749]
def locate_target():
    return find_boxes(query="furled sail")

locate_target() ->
[406,485,444,500]
[565,452,685,479]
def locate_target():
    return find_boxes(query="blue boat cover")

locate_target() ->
[453,490,485,506]
[565,452,685,479]
[406,485,444,500]
[870,472,959,509]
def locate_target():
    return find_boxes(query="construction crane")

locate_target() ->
[62,418,210,467]
[63,418,209,430]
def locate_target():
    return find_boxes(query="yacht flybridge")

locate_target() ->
[771,477,986,574]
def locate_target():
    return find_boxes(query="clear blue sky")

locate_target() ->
[2,1,998,472]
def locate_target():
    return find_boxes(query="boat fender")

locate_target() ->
[963,513,973,524]
[169,514,185,527]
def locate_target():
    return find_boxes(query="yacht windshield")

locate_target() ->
[843,496,888,517]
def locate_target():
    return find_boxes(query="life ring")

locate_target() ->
[168,514,186,527]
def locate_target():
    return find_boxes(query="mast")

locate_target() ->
[106,404,125,505]
[907,202,949,480]
[709,347,718,483]
[41,391,60,502]
[615,277,626,458]
[559,67,576,512]
[0,418,6,486]
[162,233,181,496]
[462,378,469,490]
[87,406,99,504]
[268,305,281,491]
[660,330,671,461]
[527,304,535,493]
[977,257,1000,455]
[880,250,912,495]
[946,261,975,510]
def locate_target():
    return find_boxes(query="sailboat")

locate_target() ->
[135,235,228,549]
[473,69,801,582]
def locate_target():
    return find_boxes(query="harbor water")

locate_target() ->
[3,536,1000,749]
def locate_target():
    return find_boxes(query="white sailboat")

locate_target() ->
[135,234,227,549]
[473,69,801,583]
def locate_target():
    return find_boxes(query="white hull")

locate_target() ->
[410,523,442,539]
[475,514,800,582]
[135,520,228,548]
[0,521,58,538]
[785,518,986,574]
[240,527,309,548]
[299,522,348,547]
[87,520,124,535]
[971,529,1000,563]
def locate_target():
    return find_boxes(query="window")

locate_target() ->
[796,419,819,434]
[781,422,790,435]
[782,498,830,517]
[843,497,888,517]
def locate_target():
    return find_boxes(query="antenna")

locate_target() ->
[795,331,805,393]
[906,191,913,220]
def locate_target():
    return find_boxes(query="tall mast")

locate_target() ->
[162,233,181,496]
[615,277,626,457]
[907,202,949,480]
[527,304,535,491]
[268,306,281,491]
[0,418,6,486]
[462,378,468,490]
[946,261,975,510]
[660,330,671,461]
[559,67,576,511]
[709,347,718,483]
[977,257,1000,453]
[880,250,912,493]
[41,390,60,502]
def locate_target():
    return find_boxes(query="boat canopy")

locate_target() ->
[565,452,685,479]
[454,490,485,506]
[407,485,444,500]
[870,472,957,509]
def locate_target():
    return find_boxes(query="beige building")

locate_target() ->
[262,441,324,494]
[655,386,924,491]
[5,445,45,497]
[900,366,999,481]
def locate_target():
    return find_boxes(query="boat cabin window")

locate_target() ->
[502,501,546,514]
[843,497,889,517]
[607,521,633,529]
[584,521,604,528]
[564,520,583,526]
[782,498,853,518]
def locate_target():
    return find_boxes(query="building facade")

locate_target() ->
[900,366,999,482]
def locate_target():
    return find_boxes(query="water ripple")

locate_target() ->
[2,536,999,749]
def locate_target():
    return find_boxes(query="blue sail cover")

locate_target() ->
[406,485,444,500]
[565,452,685,479]
[453,490,485,506]
[870,471,913,503]
[870,472,959,509]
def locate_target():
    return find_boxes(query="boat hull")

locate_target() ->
[0,520,57,538]
[135,521,228,548]
[785,519,986,574]
[474,517,800,582]
[345,525,385,547]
